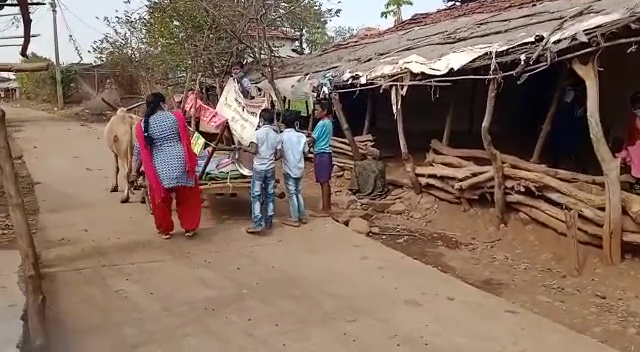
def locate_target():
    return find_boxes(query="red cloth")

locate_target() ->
[619,114,640,178]
[135,110,198,205]
[151,185,202,233]
[624,114,640,148]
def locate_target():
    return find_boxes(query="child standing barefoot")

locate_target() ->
[309,100,334,217]
[279,111,309,227]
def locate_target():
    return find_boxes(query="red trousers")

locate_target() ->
[150,185,202,234]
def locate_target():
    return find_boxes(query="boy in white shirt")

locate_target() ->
[279,110,309,227]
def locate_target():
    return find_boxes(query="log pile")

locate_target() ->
[309,134,376,170]
[395,139,640,246]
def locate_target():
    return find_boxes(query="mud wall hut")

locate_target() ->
[274,0,640,265]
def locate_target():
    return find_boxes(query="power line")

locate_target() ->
[56,0,83,62]
[56,0,104,35]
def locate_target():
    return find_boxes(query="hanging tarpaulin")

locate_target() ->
[215,78,269,146]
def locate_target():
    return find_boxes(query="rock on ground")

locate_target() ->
[349,217,370,235]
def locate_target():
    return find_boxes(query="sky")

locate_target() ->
[0,0,443,65]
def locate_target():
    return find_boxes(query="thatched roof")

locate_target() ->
[277,0,640,83]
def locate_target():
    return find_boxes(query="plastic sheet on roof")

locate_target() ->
[277,0,640,83]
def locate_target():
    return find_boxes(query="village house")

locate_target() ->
[274,0,640,265]
[0,76,20,101]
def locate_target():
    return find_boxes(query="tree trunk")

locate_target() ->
[481,78,506,223]
[393,85,421,194]
[572,56,622,265]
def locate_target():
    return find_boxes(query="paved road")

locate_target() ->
[7,107,618,352]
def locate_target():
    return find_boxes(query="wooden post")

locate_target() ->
[442,99,454,145]
[198,122,228,181]
[530,67,567,163]
[481,79,506,223]
[331,92,363,161]
[191,73,202,130]
[572,56,622,265]
[306,100,314,133]
[0,109,46,350]
[94,68,98,95]
[50,0,64,110]
[392,86,421,194]
[564,209,581,276]
[362,93,374,135]
[181,71,193,113]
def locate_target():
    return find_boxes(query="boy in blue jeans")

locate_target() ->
[279,110,309,227]
[241,109,282,234]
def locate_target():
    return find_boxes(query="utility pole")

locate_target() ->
[50,0,63,109]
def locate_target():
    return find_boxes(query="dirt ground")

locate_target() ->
[326,166,640,352]
[3,103,634,350]
[0,121,38,249]
[6,106,619,352]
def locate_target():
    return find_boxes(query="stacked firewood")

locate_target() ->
[308,134,376,170]
[391,139,640,246]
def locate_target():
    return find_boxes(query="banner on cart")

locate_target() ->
[215,78,267,146]
[190,132,206,156]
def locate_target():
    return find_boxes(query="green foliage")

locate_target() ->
[91,0,343,94]
[380,0,413,22]
[15,53,73,103]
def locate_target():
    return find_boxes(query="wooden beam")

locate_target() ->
[0,62,50,73]
[0,108,46,351]
[0,2,47,6]
[572,56,622,265]
[531,66,567,163]
[0,34,40,40]
[392,85,421,194]
[331,92,363,161]
[362,93,374,135]
[481,78,506,223]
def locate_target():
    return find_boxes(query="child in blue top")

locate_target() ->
[309,100,334,217]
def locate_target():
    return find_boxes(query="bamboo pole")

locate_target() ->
[572,56,622,265]
[530,66,567,163]
[0,108,46,351]
[481,78,506,223]
[362,93,374,135]
[331,92,363,161]
[392,85,421,194]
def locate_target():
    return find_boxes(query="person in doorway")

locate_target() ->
[280,110,309,227]
[618,91,640,194]
[308,99,334,217]
[132,92,201,240]
[231,60,253,99]
[240,108,282,234]
[548,84,587,172]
